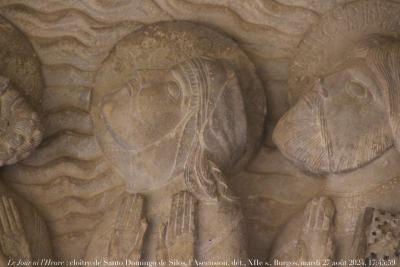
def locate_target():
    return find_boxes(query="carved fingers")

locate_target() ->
[109,192,197,263]
[166,191,196,246]
[0,196,23,235]
[303,196,335,233]
[0,196,31,260]
[158,191,197,265]
[109,193,148,262]
[299,196,335,263]
[157,223,168,263]
[115,193,146,230]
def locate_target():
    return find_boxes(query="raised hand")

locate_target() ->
[0,196,31,262]
[299,197,335,265]
[157,191,197,266]
[108,193,148,263]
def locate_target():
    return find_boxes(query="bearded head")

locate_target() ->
[273,0,400,174]
[273,35,400,174]
[0,76,42,165]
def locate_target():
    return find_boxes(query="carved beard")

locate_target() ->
[273,90,392,174]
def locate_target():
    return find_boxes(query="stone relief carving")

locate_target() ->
[0,0,400,265]
[0,0,321,261]
[157,191,197,265]
[270,197,335,267]
[0,196,32,263]
[364,210,400,262]
[107,194,147,263]
[85,21,266,264]
[352,207,400,263]
[0,14,52,265]
[0,76,42,166]
[270,0,400,264]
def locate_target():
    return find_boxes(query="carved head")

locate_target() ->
[100,57,247,200]
[273,35,400,174]
[93,22,266,198]
[0,76,42,165]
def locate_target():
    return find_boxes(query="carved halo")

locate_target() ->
[92,21,267,175]
[0,16,43,109]
[288,0,400,105]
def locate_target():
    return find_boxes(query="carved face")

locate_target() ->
[273,63,393,174]
[101,71,190,151]
[97,58,247,192]
[0,77,42,165]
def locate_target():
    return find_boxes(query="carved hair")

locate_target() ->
[350,35,400,151]
[0,76,42,165]
[172,58,247,202]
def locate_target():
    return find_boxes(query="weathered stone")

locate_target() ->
[0,0,398,266]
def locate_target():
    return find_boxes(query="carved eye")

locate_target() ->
[345,81,370,99]
[166,82,181,103]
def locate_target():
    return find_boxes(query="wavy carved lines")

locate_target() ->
[0,2,134,258]
[43,110,93,138]
[41,92,92,150]
[1,7,101,47]
[252,0,319,34]
[4,165,124,225]
[0,4,142,47]
[187,0,319,35]
[43,86,91,113]
[0,2,133,260]
[3,156,124,231]
[0,0,336,260]
[21,132,101,166]
[0,0,325,77]
[8,171,122,205]
[0,4,143,79]
[32,37,110,72]
[0,0,171,24]
[3,157,109,185]
[0,0,323,59]
[274,0,350,14]
[44,187,124,222]
[154,0,299,57]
